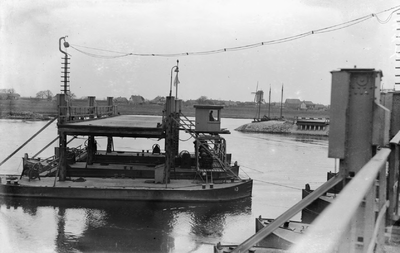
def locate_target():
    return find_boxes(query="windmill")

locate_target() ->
[251,83,264,121]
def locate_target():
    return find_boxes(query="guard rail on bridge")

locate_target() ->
[222,69,400,253]
[291,131,400,253]
[57,94,118,123]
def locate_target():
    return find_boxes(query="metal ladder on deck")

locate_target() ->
[174,113,240,179]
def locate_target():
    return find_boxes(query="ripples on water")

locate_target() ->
[0,118,334,252]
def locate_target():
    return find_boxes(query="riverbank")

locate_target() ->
[1,98,329,120]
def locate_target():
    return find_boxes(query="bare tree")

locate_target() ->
[66,91,76,101]
[197,96,208,104]
[36,90,53,100]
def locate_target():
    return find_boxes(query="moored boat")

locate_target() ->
[255,216,310,250]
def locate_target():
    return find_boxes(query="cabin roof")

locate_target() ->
[193,105,224,110]
[332,68,383,77]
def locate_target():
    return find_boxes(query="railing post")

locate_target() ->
[376,163,387,253]
[386,92,400,223]
[389,137,400,223]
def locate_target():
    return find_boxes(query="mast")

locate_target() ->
[280,84,284,119]
[268,85,271,118]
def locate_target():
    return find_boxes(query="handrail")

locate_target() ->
[58,105,117,121]
[289,148,391,253]
[390,130,400,145]
[231,174,344,253]
[366,200,389,253]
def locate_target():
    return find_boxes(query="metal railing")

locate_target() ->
[227,131,400,253]
[289,131,400,253]
[58,105,117,122]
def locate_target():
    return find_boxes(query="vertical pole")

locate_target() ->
[107,97,113,116]
[58,132,67,182]
[106,136,113,153]
[268,85,271,118]
[87,136,95,165]
[88,96,95,119]
[280,83,283,119]
[164,96,175,185]
[58,94,67,124]
[377,164,387,253]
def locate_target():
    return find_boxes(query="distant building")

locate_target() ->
[150,96,166,105]
[314,104,327,110]
[129,95,145,105]
[223,100,238,106]
[300,101,314,110]
[285,98,301,109]
[0,90,20,100]
[114,97,129,103]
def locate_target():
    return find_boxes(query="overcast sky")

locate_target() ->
[0,0,398,104]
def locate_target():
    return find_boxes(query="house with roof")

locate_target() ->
[284,98,301,109]
[0,89,20,100]
[300,101,315,110]
[129,95,145,105]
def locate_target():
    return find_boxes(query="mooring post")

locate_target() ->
[328,68,389,252]
[88,96,95,119]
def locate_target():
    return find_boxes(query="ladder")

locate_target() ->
[174,113,240,179]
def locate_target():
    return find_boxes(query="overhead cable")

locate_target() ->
[69,5,400,58]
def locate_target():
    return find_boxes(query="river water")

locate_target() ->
[0,117,333,253]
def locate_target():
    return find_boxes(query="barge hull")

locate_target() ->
[0,179,253,202]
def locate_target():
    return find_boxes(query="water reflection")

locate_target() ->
[0,197,251,252]
[292,135,328,146]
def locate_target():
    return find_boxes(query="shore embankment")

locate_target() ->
[235,120,329,136]
[1,98,330,121]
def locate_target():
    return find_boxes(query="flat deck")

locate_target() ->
[58,115,165,138]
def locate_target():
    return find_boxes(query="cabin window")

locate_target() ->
[209,110,219,122]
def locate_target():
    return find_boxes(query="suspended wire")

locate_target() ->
[239,165,303,190]
[373,7,400,24]
[69,5,400,59]
[253,178,303,190]
[179,135,193,142]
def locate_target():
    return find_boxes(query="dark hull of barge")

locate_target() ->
[0,177,253,202]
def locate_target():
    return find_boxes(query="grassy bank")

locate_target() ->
[0,98,329,120]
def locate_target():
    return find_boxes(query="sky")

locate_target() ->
[0,0,399,105]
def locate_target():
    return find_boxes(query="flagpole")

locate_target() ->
[169,60,179,97]
[175,60,180,99]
